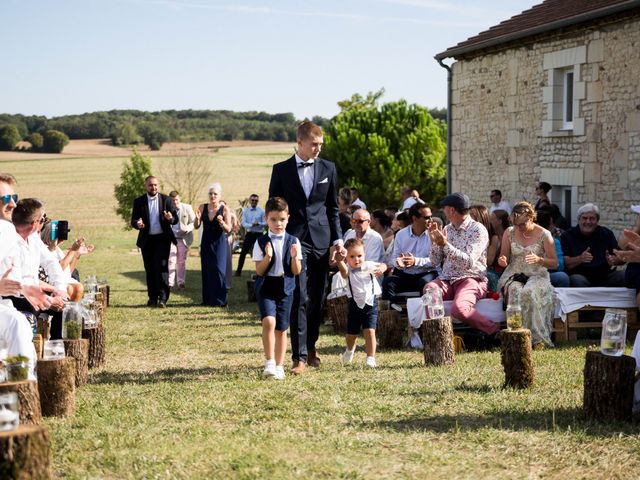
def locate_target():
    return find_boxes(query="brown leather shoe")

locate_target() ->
[308,349,321,368]
[291,360,306,375]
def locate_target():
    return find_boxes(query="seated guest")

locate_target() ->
[535,208,570,287]
[400,186,417,210]
[338,187,353,235]
[370,209,394,253]
[488,189,511,214]
[350,187,366,210]
[489,209,510,281]
[426,193,499,338]
[343,209,384,265]
[534,182,552,211]
[497,202,557,347]
[615,207,640,306]
[382,203,437,300]
[561,203,625,287]
[384,210,411,269]
[384,206,398,223]
[469,205,500,291]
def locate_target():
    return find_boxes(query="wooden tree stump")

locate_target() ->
[421,316,455,366]
[63,339,89,387]
[33,334,43,360]
[500,329,534,389]
[82,323,106,369]
[36,315,50,341]
[36,357,76,417]
[583,350,635,422]
[246,280,257,302]
[377,310,405,349]
[0,380,42,425]
[327,296,349,334]
[98,283,110,308]
[0,425,52,479]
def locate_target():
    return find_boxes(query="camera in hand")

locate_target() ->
[50,220,70,241]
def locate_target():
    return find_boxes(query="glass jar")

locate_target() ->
[83,275,99,294]
[600,309,627,357]
[80,295,98,328]
[506,290,523,330]
[43,340,65,360]
[422,286,444,319]
[62,301,84,339]
[0,392,19,431]
[5,359,29,382]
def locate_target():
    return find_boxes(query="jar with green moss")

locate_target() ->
[62,302,83,339]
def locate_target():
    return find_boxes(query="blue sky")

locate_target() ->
[1,0,536,119]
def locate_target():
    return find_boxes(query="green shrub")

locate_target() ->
[27,132,44,152]
[0,124,21,151]
[113,149,153,228]
[42,129,70,153]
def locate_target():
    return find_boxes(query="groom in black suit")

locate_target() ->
[130,176,178,308]
[269,121,344,374]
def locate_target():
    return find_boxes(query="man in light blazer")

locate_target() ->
[168,191,196,289]
[130,176,178,308]
[268,121,344,374]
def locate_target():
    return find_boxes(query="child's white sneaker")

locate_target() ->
[341,348,355,364]
[365,356,377,368]
[262,360,276,378]
[274,365,285,380]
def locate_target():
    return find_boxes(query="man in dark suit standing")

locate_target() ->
[269,121,344,374]
[130,176,178,308]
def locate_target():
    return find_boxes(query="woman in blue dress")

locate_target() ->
[194,183,231,306]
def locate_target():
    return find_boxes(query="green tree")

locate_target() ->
[42,129,70,153]
[27,132,43,152]
[113,150,153,228]
[111,123,142,146]
[0,125,21,151]
[139,123,168,150]
[322,93,447,209]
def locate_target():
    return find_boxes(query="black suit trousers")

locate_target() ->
[236,231,261,274]
[290,244,329,362]
[141,234,172,303]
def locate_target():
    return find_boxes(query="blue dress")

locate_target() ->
[201,204,228,306]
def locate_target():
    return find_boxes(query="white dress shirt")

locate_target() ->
[391,225,434,274]
[252,232,302,277]
[295,153,315,198]
[9,232,67,291]
[352,198,366,210]
[489,200,512,215]
[343,228,384,263]
[402,197,418,210]
[147,194,162,235]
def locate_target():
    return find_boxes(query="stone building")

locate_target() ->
[435,0,640,233]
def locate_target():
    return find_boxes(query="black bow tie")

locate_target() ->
[298,162,314,169]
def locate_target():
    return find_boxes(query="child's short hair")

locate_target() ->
[344,238,364,251]
[265,196,289,215]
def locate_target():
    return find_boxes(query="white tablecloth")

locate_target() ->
[554,287,637,321]
[406,297,505,328]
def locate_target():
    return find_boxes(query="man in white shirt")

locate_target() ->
[236,193,266,276]
[343,209,384,265]
[382,203,438,300]
[350,187,366,210]
[488,189,512,214]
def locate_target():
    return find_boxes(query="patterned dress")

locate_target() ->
[497,227,554,346]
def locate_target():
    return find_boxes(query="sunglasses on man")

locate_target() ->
[0,194,18,204]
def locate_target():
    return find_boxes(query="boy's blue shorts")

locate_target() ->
[347,298,378,335]
[256,276,293,331]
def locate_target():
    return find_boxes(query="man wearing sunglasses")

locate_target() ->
[343,209,384,267]
[382,202,438,300]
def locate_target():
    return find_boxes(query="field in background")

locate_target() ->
[1,141,639,478]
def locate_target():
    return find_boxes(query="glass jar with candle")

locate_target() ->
[422,286,445,319]
[80,295,98,328]
[600,309,627,357]
[0,392,19,431]
[506,290,523,330]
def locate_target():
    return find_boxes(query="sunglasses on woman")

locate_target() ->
[0,194,18,204]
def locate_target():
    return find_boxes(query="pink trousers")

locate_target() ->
[425,277,499,335]
[168,241,189,287]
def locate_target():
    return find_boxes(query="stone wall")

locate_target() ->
[449,12,640,234]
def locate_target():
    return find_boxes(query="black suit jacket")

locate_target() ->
[268,156,342,250]
[130,193,179,248]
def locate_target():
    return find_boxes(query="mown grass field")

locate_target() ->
[2,142,640,479]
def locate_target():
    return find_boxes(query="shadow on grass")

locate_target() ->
[89,365,252,385]
[368,407,640,436]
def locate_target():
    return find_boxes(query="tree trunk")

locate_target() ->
[33,334,43,360]
[98,283,110,308]
[36,357,76,417]
[421,316,455,366]
[377,310,405,349]
[500,329,534,389]
[63,339,89,387]
[83,323,106,369]
[246,280,257,302]
[0,425,52,480]
[327,296,349,334]
[0,380,42,425]
[583,350,635,422]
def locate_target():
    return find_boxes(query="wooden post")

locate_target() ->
[326,296,349,334]
[0,380,42,425]
[421,316,455,366]
[36,315,50,341]
[0,425,53,479]
[583,350,635,422]
[33,334,43,360]
[36,357,76,417]
[98,283,110,308]
[63,339,90,387]
[500,329,534,389]
[377,310,405,349]
[246,280,257,302]
[83,323,106,369]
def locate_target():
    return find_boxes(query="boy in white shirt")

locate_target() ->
[252,197,302,380]
[335,238,386,368]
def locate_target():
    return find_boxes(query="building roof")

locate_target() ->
[436,0,640,60]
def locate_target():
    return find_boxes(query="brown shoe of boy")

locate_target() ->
[291,360,306,375]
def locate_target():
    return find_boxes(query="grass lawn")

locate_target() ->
[2,142,640,479]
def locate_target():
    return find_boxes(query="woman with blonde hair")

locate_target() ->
[497,202,557,347]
